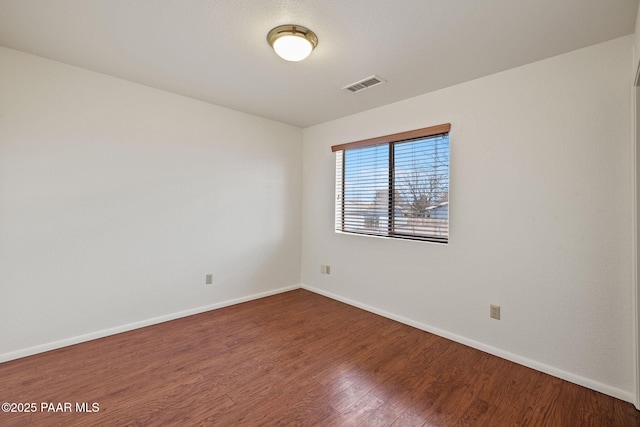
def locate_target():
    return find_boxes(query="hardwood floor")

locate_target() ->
[1,289,638,426]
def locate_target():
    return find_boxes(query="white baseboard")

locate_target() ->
[0,284,301,364]
[301,284,637,405]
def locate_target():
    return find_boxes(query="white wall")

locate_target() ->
[0,47,302,360]
[302,36,636,402]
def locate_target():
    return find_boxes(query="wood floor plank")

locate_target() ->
[345,392,386,419]
[1,289,638,426]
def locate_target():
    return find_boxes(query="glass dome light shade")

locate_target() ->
[273,35,313,61]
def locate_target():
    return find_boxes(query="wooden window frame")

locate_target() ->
[331,123,450,152]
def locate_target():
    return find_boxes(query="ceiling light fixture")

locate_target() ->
[267,25,318,62]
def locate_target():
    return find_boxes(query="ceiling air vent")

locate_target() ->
[342,75,386,93]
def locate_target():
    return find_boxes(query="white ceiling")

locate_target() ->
[0,0,638,128]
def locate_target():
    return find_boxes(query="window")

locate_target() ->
[332,123,450,243]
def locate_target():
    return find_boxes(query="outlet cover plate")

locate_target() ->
[490,304,500,320]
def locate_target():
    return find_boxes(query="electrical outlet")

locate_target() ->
[490,304,500,320]
[320,265,331,275]
[206,274,213,285]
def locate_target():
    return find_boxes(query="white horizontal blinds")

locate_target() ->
[341,144,390,235]
[393,135,449,241]
[335,150,344,231]
[333,123,450,243]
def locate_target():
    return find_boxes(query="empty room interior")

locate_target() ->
[2,0,640,425]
